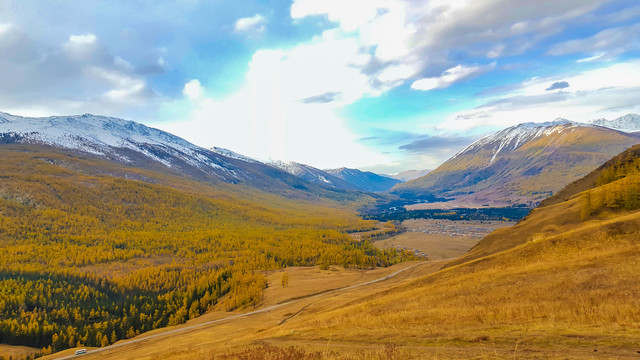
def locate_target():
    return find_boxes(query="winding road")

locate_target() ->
[54,262,426,359]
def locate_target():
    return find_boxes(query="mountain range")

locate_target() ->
[392,115,640,206]
[267,161,401,192]
[0,112,399,200]
[3,110,640,208]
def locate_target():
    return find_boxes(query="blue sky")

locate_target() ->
[0,0,639,173]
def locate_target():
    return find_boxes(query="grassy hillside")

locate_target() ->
[190,144,640,359]
[0,145,409,357]
[393,124,640,206]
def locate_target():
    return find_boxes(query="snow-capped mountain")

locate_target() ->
[590,114,640,132]
[0,112,249,181]
[268,160,359,190]
[210,146,259,163]
[0,112,343,194]
[393,120,640,206]
[452,119,586,164]
[325,167,401,192]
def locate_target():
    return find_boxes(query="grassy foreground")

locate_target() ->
[76,145,640,359]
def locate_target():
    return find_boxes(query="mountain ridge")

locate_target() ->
[325,167,401,192]
[0,111,368,199]
[590,113,640,132]
[392,119,640,206]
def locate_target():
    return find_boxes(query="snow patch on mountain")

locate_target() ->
[0,112,244,180]
[454,119,588,164]
[268,160,358,189]
[590,114,640,132]
[210,146,259,164]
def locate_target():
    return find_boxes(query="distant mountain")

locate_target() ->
[388,169,431,182]
[590,113,640,132]
[325,167,401,192]
[0,112,357,197]
[392,120,640,206]
[268,160,359,191]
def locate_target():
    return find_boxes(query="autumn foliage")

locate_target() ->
[0,146,408,355]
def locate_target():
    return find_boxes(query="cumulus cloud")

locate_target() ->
[234,14,267,33]
[244,36,373,106]
[155,49,388,168]
[183,79,204,100]
[545,81,570,91]
[64,33,101,61]
[411,63,496,91]
[0,25,156,117]
[289,0,607,96]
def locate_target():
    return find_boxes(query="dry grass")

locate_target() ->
[258,197,640,357]
[0,344,39,359]
[375,219,513,260]
[40,193,640,359]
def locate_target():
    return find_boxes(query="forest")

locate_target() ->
[0,147,411,356]
[582,149,640,217]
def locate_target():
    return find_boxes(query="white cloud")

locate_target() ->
[0,23,13,37]
[576,53,606,63]
[155,44,388,168]
[291,0,382,32]
[439,60,640,131]
[113,56,134,71]
[182,79,204,100]
[411,63,496,91]
[246,35,373,106]
[547,24,640,58]
[157,0,617,170]
[234,14,267,33]
[289,0,607,95]
[64,33,100,61]
[377,64,419,84]
[68,33,97,46]
[86,66,148,104]
[487,44,505,59]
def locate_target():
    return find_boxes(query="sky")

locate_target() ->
[0,1,639,173]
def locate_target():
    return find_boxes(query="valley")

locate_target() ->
[1,113,640,359]
[3,2,640,359]
[375,219,514,260]
[67,143,640,360]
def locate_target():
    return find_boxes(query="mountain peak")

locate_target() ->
[589,113,640,132]
[454,119,585,163]
[394,119,640,206]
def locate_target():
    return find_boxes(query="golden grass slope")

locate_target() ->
[61,145,640,359]
[80,193,640,359]
[257,200,640,358]
[180,145,640,358]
